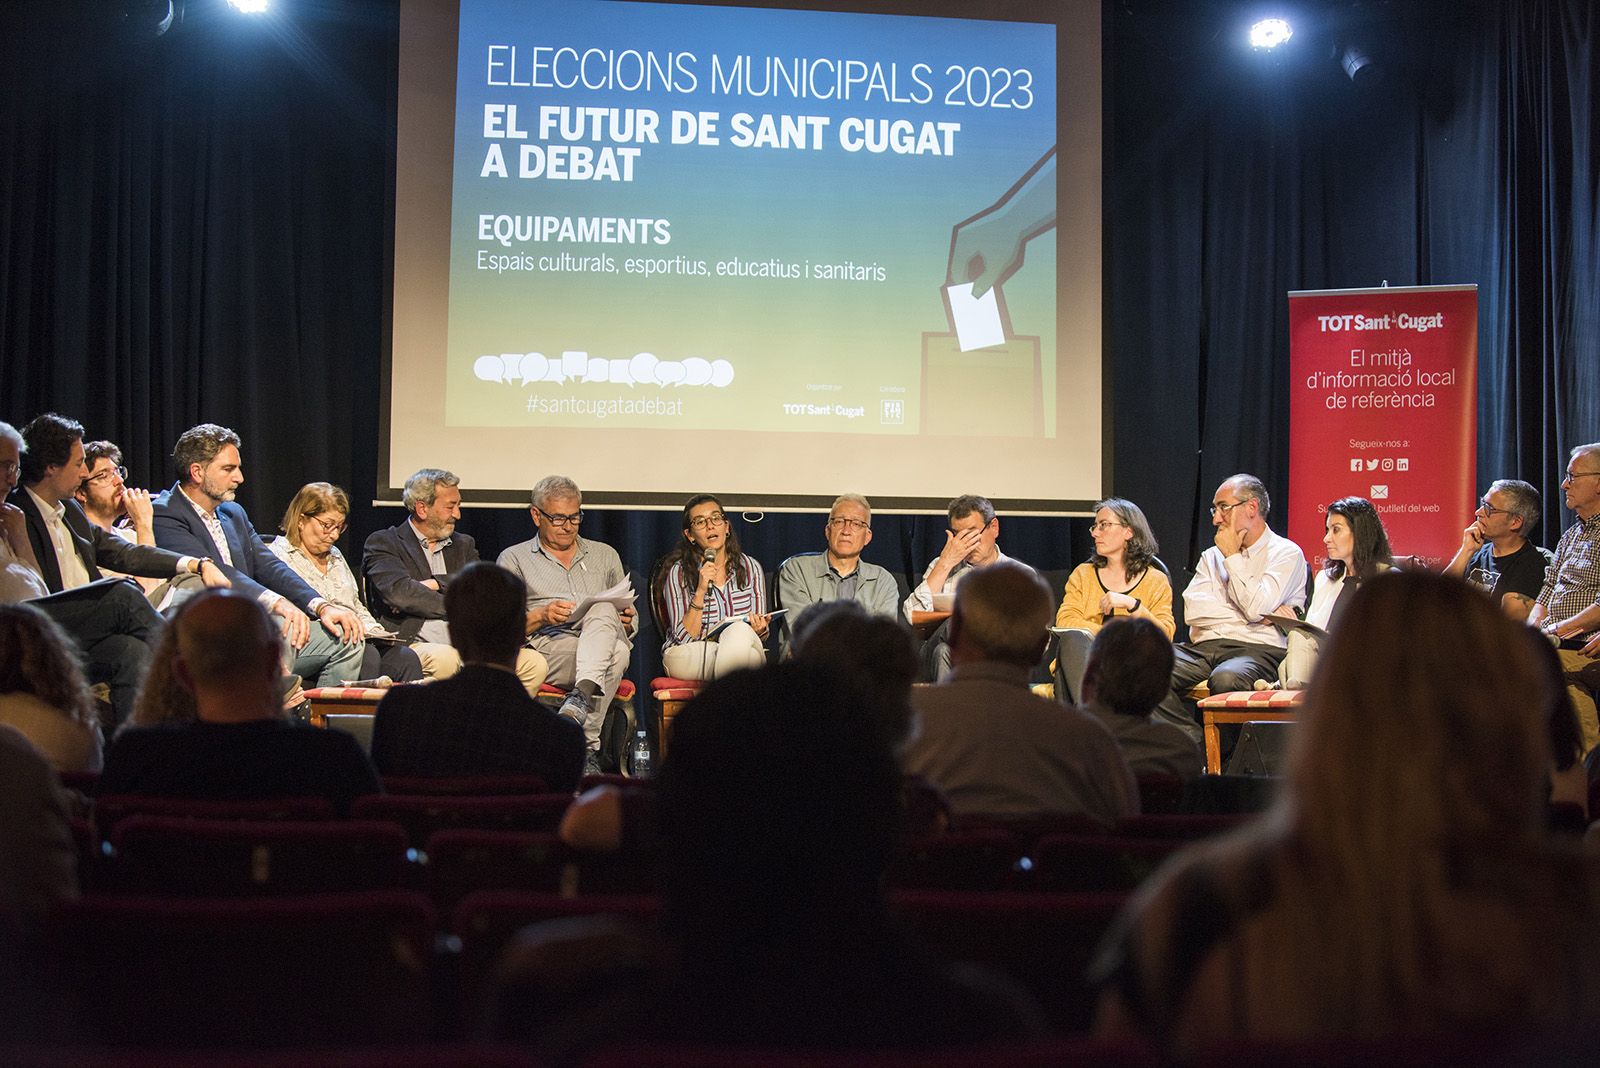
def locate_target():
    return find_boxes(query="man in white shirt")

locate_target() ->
[1156,474,1308,743]
[902,494,1010,680]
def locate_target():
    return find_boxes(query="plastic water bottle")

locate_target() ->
[630,729,653,778]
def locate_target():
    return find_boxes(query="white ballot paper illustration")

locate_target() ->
[942,282,1007,352]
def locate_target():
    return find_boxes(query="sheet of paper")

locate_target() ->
[942,282,1007,352]
[566,577,636,625]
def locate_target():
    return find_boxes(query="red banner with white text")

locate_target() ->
[1287,284,1477,570]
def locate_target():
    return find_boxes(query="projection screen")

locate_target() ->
[386,0,1103,511]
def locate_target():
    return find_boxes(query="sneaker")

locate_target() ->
[583,750,603,776]
[558,689,594,725]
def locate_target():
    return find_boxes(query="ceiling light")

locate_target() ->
[1248,18,1293,50]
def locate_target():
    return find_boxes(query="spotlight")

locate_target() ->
[1337,42,1379,84]
[1248,18,1293,50]
[227,0,269,12]
[122,0,178,37]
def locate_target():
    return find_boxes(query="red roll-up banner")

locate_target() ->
[1287,284,1477,569]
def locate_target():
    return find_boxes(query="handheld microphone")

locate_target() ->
[704,547,716,563]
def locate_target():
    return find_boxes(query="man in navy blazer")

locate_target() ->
[152,423,365,687]
[370,562,583,790]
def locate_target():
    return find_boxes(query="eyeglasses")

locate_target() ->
[1090,521,1126,533]
[1209,499,1251,516]
[827,516,870,532]
[1476,498,1512,517]
[689,511,727,530]
[305,515,346,536]
[85,465,128,486]
[0,460,19,476]
[1563,470,1600,484]
[537,507,584,527]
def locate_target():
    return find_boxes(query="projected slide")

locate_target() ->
[448,0,1058,438]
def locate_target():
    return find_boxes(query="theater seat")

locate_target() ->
[888,889,1127,1034]
[452,890,664,1024]
[380,775,551,796]
[886,830,1024,891]
[105,817,416,896]
[1026,834,1185,892]
[40,891,437,1048]
[91,794,336,840]
[585,1038,1161,1068]
[351,792,574,847]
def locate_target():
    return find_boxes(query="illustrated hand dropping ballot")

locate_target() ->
[924,146,1057,437]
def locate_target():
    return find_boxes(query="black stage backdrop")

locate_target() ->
[2,0,1596,696]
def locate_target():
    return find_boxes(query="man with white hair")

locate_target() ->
[498,475,634,775]
[1528,442,1600,751]
[900,560,1137,824]
[362,467,546,689]
[777,493,900,654]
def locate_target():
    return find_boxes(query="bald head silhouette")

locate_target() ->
[173,590,282,722]
[949,559,1053,668]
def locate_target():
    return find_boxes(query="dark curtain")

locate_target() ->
[1110,0,1599,573]
[1,0,1595,676]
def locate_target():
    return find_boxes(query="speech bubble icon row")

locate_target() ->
[474,350,735,389]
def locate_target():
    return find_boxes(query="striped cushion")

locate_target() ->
[1196,689,1305,709]
[302,687,390,703]
[651,677,705,701]
[536,680,637,701]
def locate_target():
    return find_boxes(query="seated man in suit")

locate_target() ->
[777,493,900,655]
[98,591,381,816]
[151,423,365,687]
[362,467,546,692]
[498,475,634,776]
[14,416,226,597]
[370,562,584,791]
[2,418,221,724]
[901,560,1138,826]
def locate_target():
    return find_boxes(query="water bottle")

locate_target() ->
[630,729,653,778]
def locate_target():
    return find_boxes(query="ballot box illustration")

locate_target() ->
[920,332,1044,437]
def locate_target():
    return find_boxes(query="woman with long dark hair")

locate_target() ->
[656,495,771,680]
[1278,495,1393,688]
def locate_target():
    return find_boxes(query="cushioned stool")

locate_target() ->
[649,676,704,759]
[1195,689,1303,774]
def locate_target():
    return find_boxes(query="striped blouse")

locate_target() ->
[660,553,768,651]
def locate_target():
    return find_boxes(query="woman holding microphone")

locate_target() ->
[656,495,773,680]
